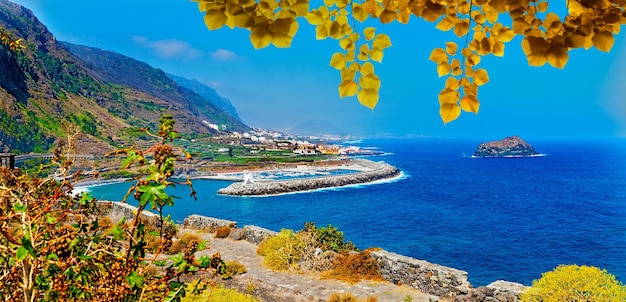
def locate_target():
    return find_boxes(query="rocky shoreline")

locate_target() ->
[217,159,402,196]
[473,136,538,158]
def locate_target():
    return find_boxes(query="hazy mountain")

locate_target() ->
[166,73,241,122]
[0,0,248,154]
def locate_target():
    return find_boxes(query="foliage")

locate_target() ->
[193,0,626,123]
[0,114,214,301]
[215,225,232,238]
[305,222,358,253]
[0,110,54,153]
[221,260,248,279]
[66,112,100,137]
[0,26,24,51]
[321,249,384,284]
[327,293,379,302]
[182,282,260,302]
[257,229,306,271]
[519,264,626,302]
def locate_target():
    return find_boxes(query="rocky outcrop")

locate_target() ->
[473,136,538,158]
[183,214,237,232]
[217,160,401,196]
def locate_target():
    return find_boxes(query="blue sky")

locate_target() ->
[10,0,626,139]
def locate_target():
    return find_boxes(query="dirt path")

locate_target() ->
[193,232,433,302]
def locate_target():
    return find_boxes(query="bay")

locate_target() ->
[86,138,626,286]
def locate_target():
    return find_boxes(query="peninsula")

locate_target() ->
[473,136,538,158]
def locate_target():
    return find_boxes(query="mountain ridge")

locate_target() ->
[0,0,248,154]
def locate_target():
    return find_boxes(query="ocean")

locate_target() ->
[86,138,626,287]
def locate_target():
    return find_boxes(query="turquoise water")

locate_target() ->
[86,138,626,286]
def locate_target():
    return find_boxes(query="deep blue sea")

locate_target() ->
[86,138,626,287]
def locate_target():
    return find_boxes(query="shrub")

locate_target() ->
[327,293,378,302]
[182,283,259,302]
[520,264,626,302]
[257,229,305,271]
[169,232,203,254]
[321,249,384,284]
[316,223,357,253]
[221,260,247,279]
[215,225,231,238]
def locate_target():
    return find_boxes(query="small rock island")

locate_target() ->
[473,136,538,157]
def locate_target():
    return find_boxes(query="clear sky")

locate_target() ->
[9,0,626,139]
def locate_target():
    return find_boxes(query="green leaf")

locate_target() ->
[16,246,28,261]
[126,271,145,288]
[137,182,168,207]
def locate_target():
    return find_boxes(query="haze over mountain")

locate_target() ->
[0,0,248,154]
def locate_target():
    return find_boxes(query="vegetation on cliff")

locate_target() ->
[0,0,248,154]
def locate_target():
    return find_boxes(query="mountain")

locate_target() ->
[166,73,241,122]
[0,0,248,154]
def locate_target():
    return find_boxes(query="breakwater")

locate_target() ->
[217,159,402,196]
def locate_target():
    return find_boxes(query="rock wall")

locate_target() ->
[183,214,237,232]
[371,250,471,298]
[218,160,401,196]
[98,201,157,223]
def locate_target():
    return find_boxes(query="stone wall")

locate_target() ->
[218,160,401,196]
[371,250,471,298]
[98,201,157,223]
[183,214,237,232]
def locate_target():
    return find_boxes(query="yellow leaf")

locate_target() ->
[436,17,455,31]
[547,43,568,68]
[463,82,478,96]
[357,89,379,109]
[370,47,384,62]
[437,63,451,77]
[445,41,458,55]
[474,68,489,86]
[291,0,309,16]
[324,0,335,6]
[339,38,353,50]
[330,53,347,70]
[565,33,587,48]
[537,1,549,12]
[372,34,392,49]
[497,28,515,42]
[592,30,614,51]
[250,23,272,49]
[316,24,328,39]
[440,103,461,124]
[467,53,481,66]
[380,9,397,24]
[341,67,357,81]
[438,88,459,104]
[453,20,470,37]
[429,48,448,64]
[512,18,530,34]
[306,10,325,25]
[485,9,499,23]
[230,12,255,28]
[527,51,549,66]
[492,40,505,56]
[346,50,355,62]
[445,77,460,90]
[204,9,228,30]
[358,44,370,60]
[363,0,380,16]
[352,5,368,22]
[338,80,359,97]
[474,13,487,24]
[397,8,411,24]
[360,62,375,75]
[543,12,562,29]
[460,95,480,113]
[360,74,381,90]
[364,27,376,41]
[269,19,298,48]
